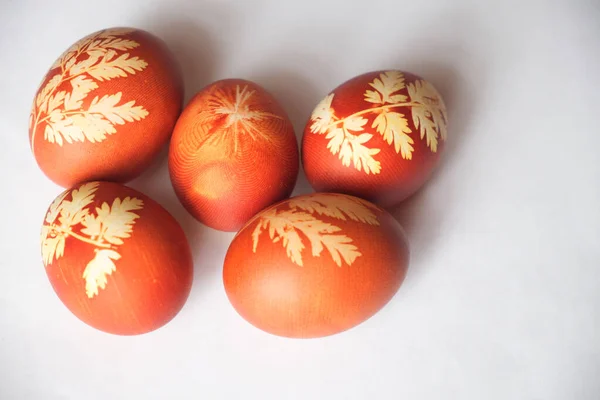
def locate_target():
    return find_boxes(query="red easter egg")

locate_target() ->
[168,78,299,232]
[40,181,193,335]
[29,27,183,188]
[302,70,448,208]
[223,192,409,338]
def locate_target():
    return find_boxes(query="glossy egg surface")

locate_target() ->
[169,78,299,232]
[29,27,183,188]
[41,181,193,335]
[302,70,448,207]
[223,192,409,338]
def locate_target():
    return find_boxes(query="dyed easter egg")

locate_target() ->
[302,70,448,207]
[223,192,410,338]
[29,27,183,188]
[40,181,193,335]
[168,78,299,232]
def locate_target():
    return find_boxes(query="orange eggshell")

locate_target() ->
[223,192,410,338]
[40,181,193,335]
[29,27,183,188]
[302,70,448,208]
[168,78,299,232]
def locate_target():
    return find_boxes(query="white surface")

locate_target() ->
[1,0,599,399]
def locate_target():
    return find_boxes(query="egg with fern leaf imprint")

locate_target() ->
[168,78,299,232]
[223,192,410,338]
[41,181,193,335]
[29,27,183,188]
[302,70,448,208]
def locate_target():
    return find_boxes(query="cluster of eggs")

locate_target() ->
[31,27,448,338]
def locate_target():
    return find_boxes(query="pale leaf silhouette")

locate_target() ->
[63,56,77,72]
[325,116,381,174]
[372,111,414,159]
[252,209,307,266]
[89,93,148,124]
[251,218,269,253]
[251,195,379,267]
[44,190,69,225]
[50,28,136,70]
[87,52,147,81]
[69,50,104,76]
[344,115,368,132]
[31,29,149,151]
[64,76,98,110]
[325,127,345,154]
[46,91,67,115]
[288,194,380,225]
[56,182,99,229]
[44,112,112,145]
[291,213,361,267]
[320,234,361,267]
[340,132,381,174]
[252,209,358,267]
[81,196,143,245]
[45,93,148,145]
[94,37,140,51]
[364,71,407,104]
[41,190,70,265]
[36,75,61,112]
[83,249,120,298]
[407,79,448,152]
[41,182,143,298]
[41,183,99,266]
[41,225,66,266]
[308,70,447,174]
[309,93,336,134]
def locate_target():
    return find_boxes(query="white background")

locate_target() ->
[1,0,599,399]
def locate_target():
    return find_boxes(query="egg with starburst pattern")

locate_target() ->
[302,70,448,208]
[168,78,299,232]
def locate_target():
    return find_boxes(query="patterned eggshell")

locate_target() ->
[41,181,193,335]
[168,78,299,232]
[223,192,410,338]
[29,27,183,188]
[302,70,448,208]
